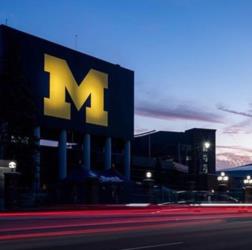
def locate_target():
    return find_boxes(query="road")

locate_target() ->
[1,205,252,250]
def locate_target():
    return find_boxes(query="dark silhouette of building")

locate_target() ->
[132,128,216,190]
[0,25,134,207]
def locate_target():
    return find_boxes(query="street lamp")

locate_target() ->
[217,172,229,192]
[203,141,211,150]
[144,171,153,203]
[217,172,229,182]
[8,161,16,172]
[146,171,152,179]
[243,175,252,185]
[243,175,252,203]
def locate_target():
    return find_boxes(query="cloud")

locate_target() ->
[217,145,252,154]
[216,152,252,170]
[222,119,252,134]
[217,104,252,134]
[135,103,223,123]
[216,145,252,169]
[217,104,252,118]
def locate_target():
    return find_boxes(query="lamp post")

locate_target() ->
[6,161,19,209]
[217,172,229,192]
[145,171,152,179]
[243,175,252,186]
[8,161,16,173]
[243,175,252,203]
[144,171,154,203]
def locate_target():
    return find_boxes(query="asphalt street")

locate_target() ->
[1,206,252,250]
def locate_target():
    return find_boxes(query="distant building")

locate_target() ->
[132,128,216,190]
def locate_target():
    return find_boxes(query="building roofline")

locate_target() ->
[0,24,133,73]
[134,130,157,138]
[134,127,216,138]
[186,128,217,132]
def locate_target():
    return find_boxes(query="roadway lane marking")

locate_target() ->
[119,242,184,250]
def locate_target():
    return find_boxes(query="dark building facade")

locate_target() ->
[132,128,216,190]
[0,25,134,206]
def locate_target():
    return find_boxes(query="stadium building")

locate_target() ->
[0,25,134,207]
[0,25,218,208]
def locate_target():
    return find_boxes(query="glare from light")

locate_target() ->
[221,172,225,177]
[8,161,16,169]
[146,171,152,179]
[243,176,252,186]
[204,141,211,149]
[223,176,229,181]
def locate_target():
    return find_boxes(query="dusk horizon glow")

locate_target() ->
[1,0,252,169]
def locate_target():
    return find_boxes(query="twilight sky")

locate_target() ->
[1,0,252,169]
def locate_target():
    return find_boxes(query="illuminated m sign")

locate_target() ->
[44,54,108,126]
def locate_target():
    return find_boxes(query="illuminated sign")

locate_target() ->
[0,25,134,139]
[44,54,108,127]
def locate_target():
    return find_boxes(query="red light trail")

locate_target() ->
[1,205,252,242]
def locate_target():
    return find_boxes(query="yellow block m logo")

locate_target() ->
[44,54,108,127]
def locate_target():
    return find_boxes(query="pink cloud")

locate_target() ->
[222,119,252,134]
[217,145,252,154]
[135,104,223,123]
[216,146,252,170]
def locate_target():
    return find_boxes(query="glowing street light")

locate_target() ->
[203,141,211,149]
[244,175,252,185]
[244,175,252,203]
[146,171,152,179]
[8,161,17,172]
[217,172,229,182]
[217,171,229,193]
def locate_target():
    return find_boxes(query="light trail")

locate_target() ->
[2,205,252,242]
[2,204,252,218]
[0,219,223,241]
[192,203,252,207]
